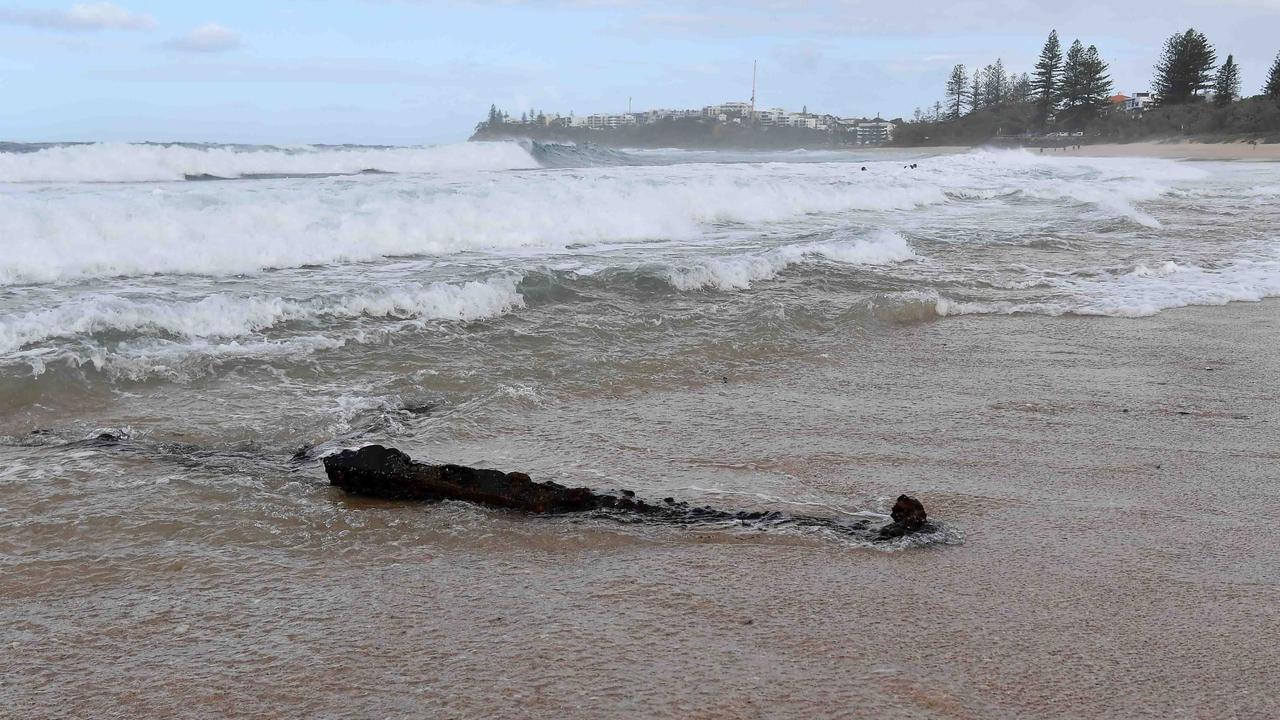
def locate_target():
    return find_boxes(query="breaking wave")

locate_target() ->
[0,141,538,183]
[664,231,918,291]
[525,141,637,168]
[12,334,350,382]
[0,277,524,355]
[931,255,1280,318]
[0,168,948,286]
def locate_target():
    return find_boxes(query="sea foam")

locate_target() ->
[0,277,524,355]
[0,142,538,183]
[0,164,946,286]
[0,145,1202,287]
[665,231,918,291]
[933,255,1280,318]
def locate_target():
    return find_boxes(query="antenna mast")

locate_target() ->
[750,60,757,117]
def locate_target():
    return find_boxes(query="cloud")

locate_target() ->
[103,58,536,87]
[441,0,1278,37]
[162,22,243,53]
[0,2,156,31]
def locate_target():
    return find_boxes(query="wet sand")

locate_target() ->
[1058,141,1280,160]
[5,300,1280,719]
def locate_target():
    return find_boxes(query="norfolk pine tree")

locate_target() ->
[945,65,970,120]
[1083,46,1113,115]
[1262,52,1280,102]
[1213,55,1241,107]
[1033,30,1063,125]
[1056,41,1112,129]
[1154,29,1217,104]
[970,72,984,113]
[983,60,1009,105]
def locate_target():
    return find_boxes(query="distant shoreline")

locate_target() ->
[469,124,861,151]
[473,125,1280,160]
[1051,140,1280,160]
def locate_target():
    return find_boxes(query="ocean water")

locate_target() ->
[2,143,1277,427]
[3,141,1280,717]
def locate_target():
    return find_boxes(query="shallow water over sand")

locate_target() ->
[2,143,1279,718]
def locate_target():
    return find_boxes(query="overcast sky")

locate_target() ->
[2,0,1278,145]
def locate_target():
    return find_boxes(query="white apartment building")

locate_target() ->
[1123,92,1158,114]
[855,119,895,145]
[753,108,786,126]
[792,115,823,130]
[584,114,639,130]
[637,108,701,123]
[751,109,829,130]
[703,102,752,119]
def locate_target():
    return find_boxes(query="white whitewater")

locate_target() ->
[0,142,1277,381]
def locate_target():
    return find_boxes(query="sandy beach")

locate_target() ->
[1057,140,1280,160]
[5,0,1280,713]
[3,144,1277,720]
[7,298,1280,719]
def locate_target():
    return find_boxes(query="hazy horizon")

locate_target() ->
[2,0,1279,145]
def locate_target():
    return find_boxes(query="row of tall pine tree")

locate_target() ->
[926,29,1280,131]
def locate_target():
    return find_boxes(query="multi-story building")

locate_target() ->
[582,114,638,130]
[794,114,822,130]
[753,107,786,126]
[702,102,752,120]
[855,118,895,145]
[754,109,829,131]
[1123,92,1158,114]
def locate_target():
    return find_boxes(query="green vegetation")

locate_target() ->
[1056,40,1112,130]
[1264,53,1280,101]
[1213,55,1242,107]
[896,27,1280,146]
[470,116,844,150]
[1153,30,1216,105]
[944,64,969,120]
[475,27,1280,150]
[1033,31,1062,127]
[893,105,1037,147]
[1090,96,1280,143]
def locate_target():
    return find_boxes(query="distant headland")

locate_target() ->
[472,27,1280,151]
[469,103,899,150]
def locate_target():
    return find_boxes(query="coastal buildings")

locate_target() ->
[1122,92,1158,113]
[1106,91,1160,114]
[703,102,753,121]
[854,118,895,145]
[584,114,636,130]
[485,101,894,145]
[745,107,829,129]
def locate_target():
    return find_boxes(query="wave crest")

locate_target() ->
[0,277,524,355]
[0,142,537,183]
[665,232,918,291]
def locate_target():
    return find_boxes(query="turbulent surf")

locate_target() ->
[2,140,1278,532]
